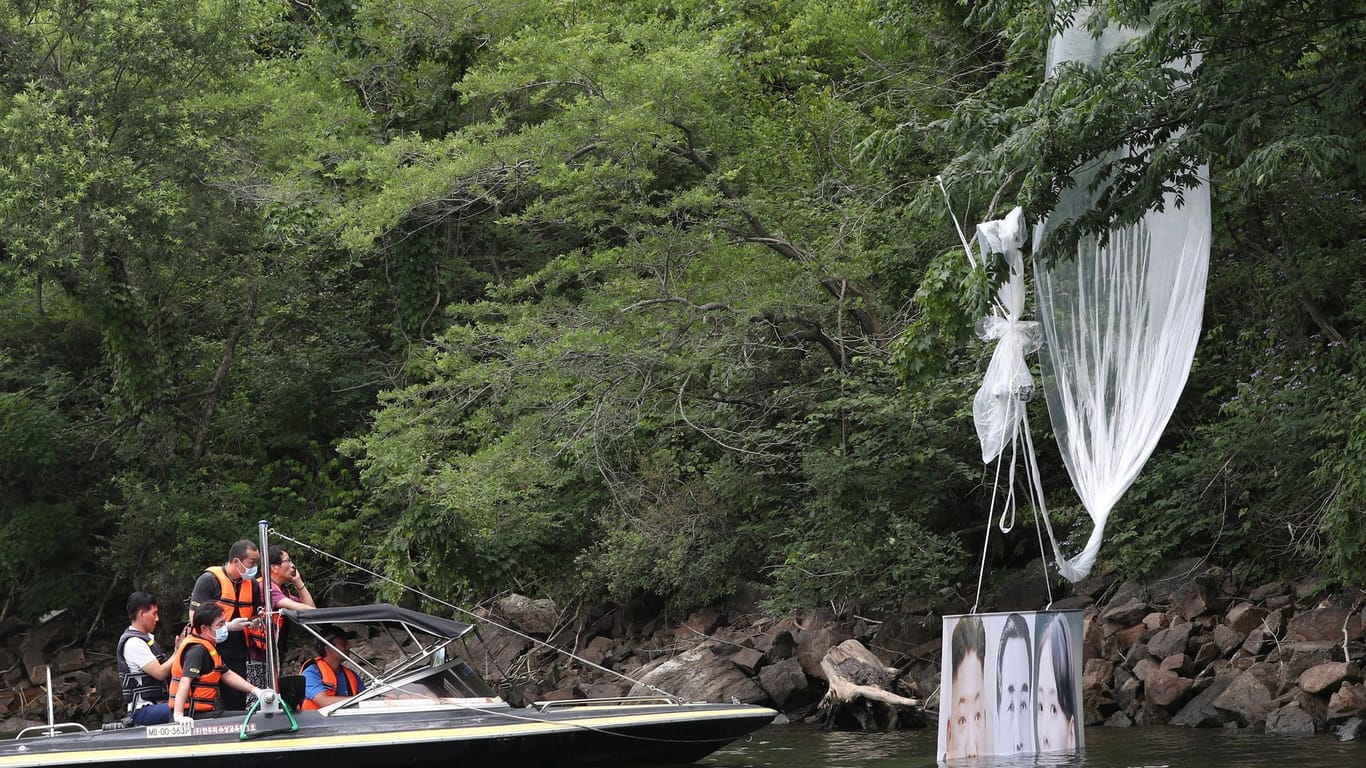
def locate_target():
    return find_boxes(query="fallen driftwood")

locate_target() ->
[816,639,923,730]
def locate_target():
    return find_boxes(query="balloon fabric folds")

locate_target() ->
[1031,12,1211,582]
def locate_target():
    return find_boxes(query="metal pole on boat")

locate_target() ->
[258,519,282,713]
[45,666,55,736]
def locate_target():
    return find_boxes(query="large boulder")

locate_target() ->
[1248,581,1290,603]
[1299,662,1359,695]
[1287,606,1363,643]
[1328,682,1366,722]
[463,624,533,681]
[1145,668,1193,708]
[1146,558,1208,604]
[496,594,560,635]
[797,625,851,681]
[1225,603,1269,635]
[869,615,939,662]
[629,644,766,703]
[1148,622,1195,659]
[758,657,809,708]
[1213,668,1275,727]
[1265,702,1317,735]
[1102,599,1150,627]
[1171,582,1213,621]
[1172,671,1236,727]
[1211,624,1246,656]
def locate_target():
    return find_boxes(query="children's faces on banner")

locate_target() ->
[937,610,1082,762]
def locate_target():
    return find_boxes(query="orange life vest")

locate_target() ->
[300,658,361,710]
[243,579,286,652]
[169,636,225,713]
[205,565,257,622]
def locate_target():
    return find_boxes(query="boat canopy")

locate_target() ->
[281,604,475,640]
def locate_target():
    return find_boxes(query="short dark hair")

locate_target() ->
[996,613,1031,705]
[192,603,224,632]
[268,545,289,566]
[950,615,986,674]
[228,540,258,561]
[126,591,158,621]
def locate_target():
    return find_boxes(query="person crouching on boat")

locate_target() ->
[301,624,365,709]
[169,604,275,723]
[118,591,173,726]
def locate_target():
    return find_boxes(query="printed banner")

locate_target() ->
[936,610,1084,761]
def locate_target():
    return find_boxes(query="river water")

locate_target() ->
[687,724,1364,768]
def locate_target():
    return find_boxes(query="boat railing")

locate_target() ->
[14,667,90,739]
[14,722,88,740]
[532,695,684,712]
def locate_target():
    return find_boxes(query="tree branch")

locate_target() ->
[191,288,258,465]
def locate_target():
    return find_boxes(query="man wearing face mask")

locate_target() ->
[169,604,273,722]
[189,540,264,711]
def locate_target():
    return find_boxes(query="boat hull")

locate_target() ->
[0,703,776,768]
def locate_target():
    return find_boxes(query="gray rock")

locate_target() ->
[754,625,796,660]
[1248,581,1289,602]
[758,657,809,708]
[1114,669,1141,713]
[869,614,938,659]
[1265,702,1316,735]
[52,648,86,674]
[1160,653,1190,676]
[1288,607,1362,643]
[1328,682,1366,722]
[1172,672,1235,728]
[684,607,724,636]
[1102,599,1150,626]
[1298,661,1358,695]
[585,682,627,699]
[1051,596,1093,610]
[1105,710,1134,727]
[1146,668,1193,707]
[1241,628,1272,655]
[1225,602,1269,635]
[796,626,850,681]
[1194,642,1219,668]
[1148,622,1196,659]
[495,594,560,635]
[1333,716,1366,742]
[1171,583,1211,621]
[1147,558,1207,604]
[1211,624,1246,655]
[464,625,532,681]
[1263,607,1288,636]
[1213,668,1274,727]
[1083,658,1115,696]
[629,645,766,703]
[727,647,765,675]
[1074,570,1119,600]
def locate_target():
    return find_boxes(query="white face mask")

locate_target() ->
[243,565,259,579]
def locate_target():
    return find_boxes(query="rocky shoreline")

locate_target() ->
[3,558,1364,743]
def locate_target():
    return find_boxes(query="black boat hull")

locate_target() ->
[0,703,776,768]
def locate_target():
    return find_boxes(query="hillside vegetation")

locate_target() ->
[0,0,1361,624]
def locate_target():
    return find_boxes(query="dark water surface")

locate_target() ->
[684,725,1363,768]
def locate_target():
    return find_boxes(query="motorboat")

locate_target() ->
[1,602,776,767]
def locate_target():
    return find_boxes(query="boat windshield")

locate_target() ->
[391,660,499,700]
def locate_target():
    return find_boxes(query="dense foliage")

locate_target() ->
[0,0,1361,626]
